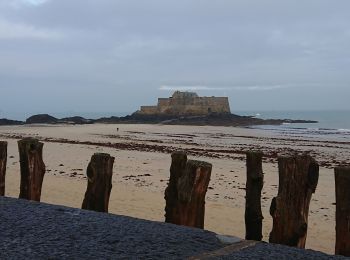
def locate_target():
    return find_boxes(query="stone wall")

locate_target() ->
[138,92,231,116]
[140,106,158,114]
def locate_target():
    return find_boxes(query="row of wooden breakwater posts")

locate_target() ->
[0,138,349,256]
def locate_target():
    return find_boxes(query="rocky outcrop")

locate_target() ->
[25,115,93,125]
[0,119,24,126]
[162,114,318,126]
[59,116,93,124]
[26,114,58,124]
[96,113,316,127]
[17,113,317,127]
[92,116,121,124]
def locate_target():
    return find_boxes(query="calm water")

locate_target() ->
[237,110,350,141]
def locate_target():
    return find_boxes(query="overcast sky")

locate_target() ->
[0,0,349,119]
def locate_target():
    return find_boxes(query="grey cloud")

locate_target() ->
[159,85,290,91]
[0,18,62,39]
[0,0,349,119]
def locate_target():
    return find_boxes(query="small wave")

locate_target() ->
[287,127,308,130]
[338,128,350,132]
[319,128,335,131]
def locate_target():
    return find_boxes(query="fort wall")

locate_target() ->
[139,106,158,114]
[138,91,231,116]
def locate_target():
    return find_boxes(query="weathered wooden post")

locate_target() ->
[164,151,212,229]
[335,166,350,256]
[165,151,187,223]
[18,138,46,201]
[245,151,264,241]
[269,154,319,248]
[82,153,115,213]
[0,141,7,196]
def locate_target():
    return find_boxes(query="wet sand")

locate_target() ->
[1,123,349,254]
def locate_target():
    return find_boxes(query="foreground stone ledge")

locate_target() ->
[191,242,347,260]
[0,197,345,259]
[0,197,222,259]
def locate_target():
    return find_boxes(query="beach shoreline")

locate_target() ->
[1,123,349,254]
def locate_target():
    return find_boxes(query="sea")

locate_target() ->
[237,110,350,141]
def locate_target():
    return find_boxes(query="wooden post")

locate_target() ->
[82,153,115,213]
[18,138,46,201]
[335,166,350,256]
[164,151,212,229]
[0,141,7,196]
[165,151,187,224]
[269,154,319,248]
[245,151,264,241]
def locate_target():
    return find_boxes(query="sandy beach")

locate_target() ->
[1,123,349,254]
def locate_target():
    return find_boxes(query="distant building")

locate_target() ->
[137,91,231,116]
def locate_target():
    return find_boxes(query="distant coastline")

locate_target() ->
[0,112,317,127]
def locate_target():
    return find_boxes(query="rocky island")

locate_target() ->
[96,91,317,126]
[0,91,317,126]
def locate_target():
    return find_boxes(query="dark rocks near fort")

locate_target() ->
[18,112,316,127]
[26,114,58,124]
[25,114,94,124]
[0,92,317,126]
[0,118,24,126]
[3,112,314,126]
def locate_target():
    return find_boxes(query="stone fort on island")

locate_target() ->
[137,91,231,116]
